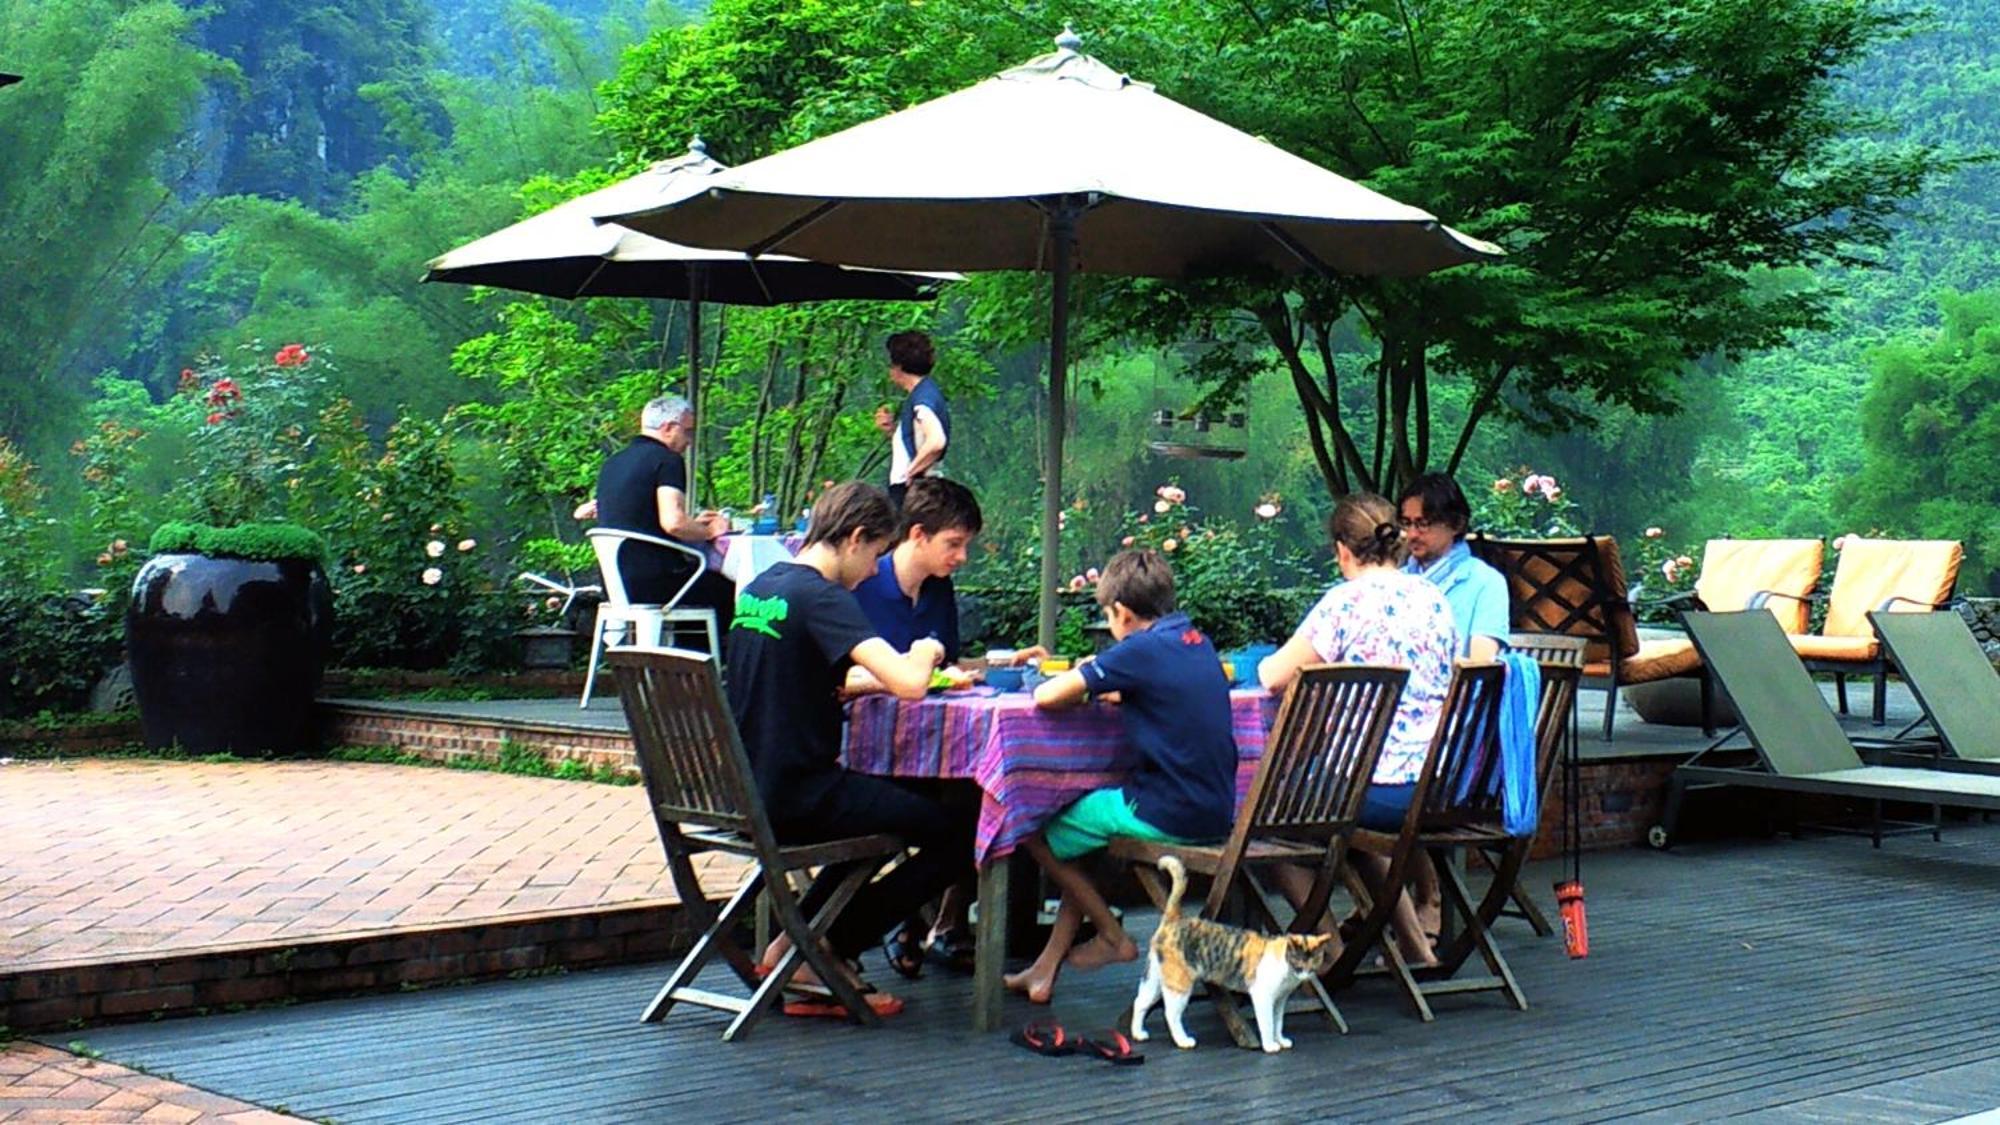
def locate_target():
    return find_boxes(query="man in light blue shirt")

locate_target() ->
[1398,472,1511,660]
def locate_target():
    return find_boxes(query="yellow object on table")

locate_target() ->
[1038,658,1072,674]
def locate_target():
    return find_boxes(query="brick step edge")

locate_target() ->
[0,901,701,1032]
[319,704,639,777]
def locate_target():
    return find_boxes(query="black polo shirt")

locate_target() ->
[725,561,879,822]
[594,435,692,603]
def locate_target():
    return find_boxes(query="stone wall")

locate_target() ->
[1958,597,2000,660]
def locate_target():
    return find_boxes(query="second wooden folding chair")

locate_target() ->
[1331,662,1507,1023]
[1107,664,1406,1049]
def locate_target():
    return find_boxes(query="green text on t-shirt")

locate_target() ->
[735,592,790,639]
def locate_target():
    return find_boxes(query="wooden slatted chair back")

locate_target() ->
[609,646,766,842]
[1239,665,1408,840]
[1508,632,1589,668]
[1472,535,1638,667]
[1413,662,1509,827]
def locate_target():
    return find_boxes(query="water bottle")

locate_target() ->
[754,493,779,535]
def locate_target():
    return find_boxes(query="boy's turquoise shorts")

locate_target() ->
[1042,787,1191,861]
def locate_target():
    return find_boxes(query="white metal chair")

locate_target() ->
[582,528,720,708]
[518,570,601,617]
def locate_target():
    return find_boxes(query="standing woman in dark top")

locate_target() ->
[592,394,735,640]
[872,330,950,510]
[732,482,975,1011]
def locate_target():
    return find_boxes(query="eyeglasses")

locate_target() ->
[1399,516,1437,531]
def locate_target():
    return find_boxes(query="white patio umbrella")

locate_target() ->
[425,140,951,488]
[601,31,1502,648]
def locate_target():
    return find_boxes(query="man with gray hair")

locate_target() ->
[592,394,734,641]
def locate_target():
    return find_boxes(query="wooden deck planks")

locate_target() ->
[66,823,2000,1124]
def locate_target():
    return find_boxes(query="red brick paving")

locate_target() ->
[0,1040,307,1122]
[0,758,746,974]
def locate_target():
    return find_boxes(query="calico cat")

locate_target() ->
[1129,855,1338,1054]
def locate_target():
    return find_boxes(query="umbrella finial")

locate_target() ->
[1055,24,1083,54]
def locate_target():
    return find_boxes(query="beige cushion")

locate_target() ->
[1822,538,1962,638]
[1584,638,1701,683]
[1694,538,1822,634]
[1788,635,1880,662]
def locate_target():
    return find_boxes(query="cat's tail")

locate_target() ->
[1157,855,1188,922]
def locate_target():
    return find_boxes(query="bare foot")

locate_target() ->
[1064,933,1138,971]
[1003,964,1058,1004]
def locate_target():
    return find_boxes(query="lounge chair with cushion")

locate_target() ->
[1654,611,2000,849]
[1472,535,1707,740]
[1674,538,1825,633]
[1782,537,1962,724]
[1868,610,2000,773]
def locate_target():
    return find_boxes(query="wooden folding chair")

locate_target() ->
[1107,665,1406,1050]
[1330,662,1507,1022]
[1427,664,1581,1005]
[608,647,905,1041]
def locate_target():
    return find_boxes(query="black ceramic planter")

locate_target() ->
[126,552,334,756]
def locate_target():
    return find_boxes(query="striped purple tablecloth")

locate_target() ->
[843,688,1278,865]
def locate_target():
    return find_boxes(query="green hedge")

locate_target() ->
[149,520,326,562]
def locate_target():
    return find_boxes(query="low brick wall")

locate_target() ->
[320,704,638,776]
[1,903,698,1032]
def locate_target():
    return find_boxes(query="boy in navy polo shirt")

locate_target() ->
[849,477,978,668]
[1002,550,1237,1004]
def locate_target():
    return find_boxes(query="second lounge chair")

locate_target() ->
[1654,611,2000,849]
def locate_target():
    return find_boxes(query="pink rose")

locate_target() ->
[1521,474,1545,496]
[1085,567,1100,583]
[1120,535,1135,547]
[1068,575,1087,591]
[1492,478,1513,494]
[1662,559,1680,583]
[1643,527,1664,539]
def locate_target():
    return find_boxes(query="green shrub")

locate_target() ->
[148,521,326,562]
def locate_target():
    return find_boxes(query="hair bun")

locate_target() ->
[1373,521,1401,546]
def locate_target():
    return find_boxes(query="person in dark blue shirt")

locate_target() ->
[849,477,977,668]
[1003,550,1238,1004]
[871,331,950,509]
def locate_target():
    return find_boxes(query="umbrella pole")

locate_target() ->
[1037,203,1080,653]
[685,265,705,502]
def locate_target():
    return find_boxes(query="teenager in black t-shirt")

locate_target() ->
[591,394,735,641]
[731,481,975,1011]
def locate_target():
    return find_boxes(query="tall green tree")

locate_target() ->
[1843,287,2000,593]
[0,0,223,446]
[1121,0,1955,500]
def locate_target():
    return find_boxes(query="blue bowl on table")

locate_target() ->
[985,665,1026,692]
[1224,644,1278,687]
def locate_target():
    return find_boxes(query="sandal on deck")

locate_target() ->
[782,992,905,1020]
[1010,1021,1077,1057]
[1078,1031,1146,1066]
[929,928,977,974]
[883,925,926,981]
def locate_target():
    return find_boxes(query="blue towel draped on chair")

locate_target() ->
[1497,651,1543,836]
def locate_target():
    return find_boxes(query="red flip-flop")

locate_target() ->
[1078,1030,1146,1066]
[1010,1020,1076,1057]
[782,992,905,1020]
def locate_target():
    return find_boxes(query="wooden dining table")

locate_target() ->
[842,685,1278,1031]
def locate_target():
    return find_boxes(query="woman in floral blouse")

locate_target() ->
[1258,491,1458,966]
